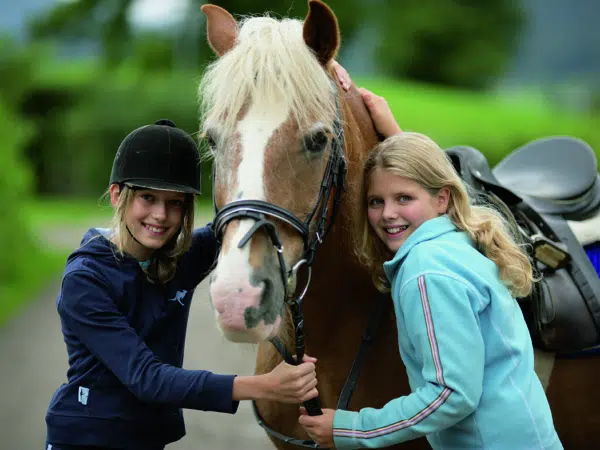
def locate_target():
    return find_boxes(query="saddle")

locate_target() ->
[493,137,600,220]
[446,137,600,354]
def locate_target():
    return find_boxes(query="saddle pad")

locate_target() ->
[568,209,600,246]
[585,242,600,277]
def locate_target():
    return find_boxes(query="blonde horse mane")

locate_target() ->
[199,15,337,137]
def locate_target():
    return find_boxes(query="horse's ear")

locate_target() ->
[201,4,239,56]
[303,0,340,66]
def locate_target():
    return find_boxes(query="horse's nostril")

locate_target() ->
[243,306,262,329]
[262,278,273,300]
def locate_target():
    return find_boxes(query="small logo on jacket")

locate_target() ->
[168,290,188,306]
[78,386,89,405]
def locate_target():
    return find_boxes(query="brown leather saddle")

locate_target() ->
[446,137,600,354]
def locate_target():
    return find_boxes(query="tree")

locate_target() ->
[29,0,134,68]
[27,0,366,71]
[207,0,365,47]
[375,0,524,89]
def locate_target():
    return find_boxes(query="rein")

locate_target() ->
[252,293,388,448]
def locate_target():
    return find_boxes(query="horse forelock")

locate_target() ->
[199,15,337,138]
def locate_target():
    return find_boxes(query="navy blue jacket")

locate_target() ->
[46,227,238,449]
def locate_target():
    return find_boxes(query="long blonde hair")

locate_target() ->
[108,186,196,284]
[356,132,533,298]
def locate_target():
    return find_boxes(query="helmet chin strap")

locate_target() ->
[117,185,148,252]
[126,225,150,251]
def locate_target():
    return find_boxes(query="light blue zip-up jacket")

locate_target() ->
[333,215,562,450]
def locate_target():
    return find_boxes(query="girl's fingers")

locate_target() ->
[302,354,317,363]
[298,412,316,425]
[298,371,318,387]
[301,387,319,402]
[331,60,351,91]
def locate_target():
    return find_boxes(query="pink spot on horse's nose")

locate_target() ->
[210,278,265,331]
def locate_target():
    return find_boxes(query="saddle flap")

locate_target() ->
[523,213,600,353]
[535,269,600,353]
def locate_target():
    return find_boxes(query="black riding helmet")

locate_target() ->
[109,119,201,194]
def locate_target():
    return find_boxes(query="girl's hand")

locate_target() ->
[359,87,402,138]
[263,355,318,403]
[330,61,401,138]
[331,60,351,92]
[298,406,336,448]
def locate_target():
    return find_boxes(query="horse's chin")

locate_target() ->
[217,316,282,343]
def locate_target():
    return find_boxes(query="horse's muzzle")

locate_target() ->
[210,259,285,342]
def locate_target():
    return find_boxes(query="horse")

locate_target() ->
[198,2,428,449]
[198,2,600,449]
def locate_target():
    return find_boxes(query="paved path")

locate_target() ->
[0,221,272,450]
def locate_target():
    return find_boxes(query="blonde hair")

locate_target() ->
[356,132,533,298]
[108,186,195,284]
[199,15,336,138]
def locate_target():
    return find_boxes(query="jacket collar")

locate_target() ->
[383,215,457,280]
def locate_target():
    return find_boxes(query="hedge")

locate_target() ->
[19,63,600,200]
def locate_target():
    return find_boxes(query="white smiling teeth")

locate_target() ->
[146,225,165,233]
[386,225,407,234]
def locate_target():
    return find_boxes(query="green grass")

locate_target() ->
[357,77,600,168]
[24,195,114,226]
[0,249,67,327]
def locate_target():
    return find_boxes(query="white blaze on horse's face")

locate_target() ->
[209,98,291,343]
[201,4,341,344]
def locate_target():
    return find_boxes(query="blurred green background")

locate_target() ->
[1,0,599,324]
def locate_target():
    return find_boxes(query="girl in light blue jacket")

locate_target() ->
[299,89,562,450]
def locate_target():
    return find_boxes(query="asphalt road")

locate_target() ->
[0,221,273,450]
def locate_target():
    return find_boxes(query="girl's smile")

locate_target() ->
[384,225,409,238]
[142,223,169,236]
[110,185,186,260]
[367,168,449,253]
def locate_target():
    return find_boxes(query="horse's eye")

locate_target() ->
[303,130,329,154]
[204,131,217,151]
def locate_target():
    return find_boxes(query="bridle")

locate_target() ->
[213,93,347,302]
[211,88,386,448]
[212,89,344,393]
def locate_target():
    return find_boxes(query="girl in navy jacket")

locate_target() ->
[45,119,318,450]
